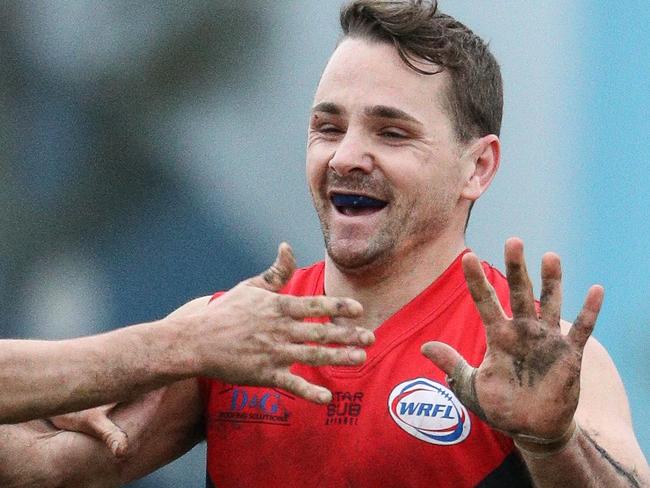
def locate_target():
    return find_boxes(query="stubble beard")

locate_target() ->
[315,191,454,276]
[321,214,398,273]
[312,172,398,273]
[311,171,456,276]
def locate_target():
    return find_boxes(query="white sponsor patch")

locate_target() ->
[388,377,471,445]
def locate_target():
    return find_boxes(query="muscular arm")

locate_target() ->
[0,318,203,424]
[0,243,375,485]
[0,379,203,488]
[0,243,373,424]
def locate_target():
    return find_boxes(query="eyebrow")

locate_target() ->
[311,102,344,115]
[311,102,422,127]
[364,105,422,126]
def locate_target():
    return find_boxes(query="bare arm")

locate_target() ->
[422,238,649,487]
[0,320,197,425]
[0,379,203,488]
[0,242,376,485]
[0,243,374,425]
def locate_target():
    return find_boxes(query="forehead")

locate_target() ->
[313,37,449,121]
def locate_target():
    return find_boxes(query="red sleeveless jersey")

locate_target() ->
[201,252,532,487]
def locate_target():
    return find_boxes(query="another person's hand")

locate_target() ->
[51,243,372,457]
[50,404,128,457]
[421,238,603,452]
[167,242,374,404]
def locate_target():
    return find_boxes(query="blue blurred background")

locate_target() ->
[1,1,647,485]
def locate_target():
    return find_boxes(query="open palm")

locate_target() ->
[422,238,604,441]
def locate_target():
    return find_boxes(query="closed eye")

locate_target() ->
[379,128,408,139]
[319,124,344,133]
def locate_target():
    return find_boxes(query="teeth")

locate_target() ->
[331,193,386,208]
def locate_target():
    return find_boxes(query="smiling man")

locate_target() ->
[1,1,648,487]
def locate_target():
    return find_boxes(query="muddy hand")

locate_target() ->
[421,238,603,446]
[183,243,374,404]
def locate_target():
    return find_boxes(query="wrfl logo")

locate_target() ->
[388,377,471,445]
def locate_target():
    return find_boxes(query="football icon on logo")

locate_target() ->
[388,377,471,445]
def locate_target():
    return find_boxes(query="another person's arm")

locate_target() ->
[0,243,375,486]
[0,243,373,426]
[422,238,649,487]
[0,379,204,488]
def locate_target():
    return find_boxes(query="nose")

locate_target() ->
[328,130,374,176]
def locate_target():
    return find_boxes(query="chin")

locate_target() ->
[325,238,393,273]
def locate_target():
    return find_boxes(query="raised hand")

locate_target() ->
[421,238,603,448]
[171,242,374,404]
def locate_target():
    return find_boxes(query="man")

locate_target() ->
[2,1,648,487]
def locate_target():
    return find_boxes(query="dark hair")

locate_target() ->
[340,0,503,142]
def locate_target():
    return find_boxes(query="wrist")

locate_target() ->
[147,316,203,379]
[513,420,579,459]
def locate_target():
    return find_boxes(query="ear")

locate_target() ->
[460,134,500,202]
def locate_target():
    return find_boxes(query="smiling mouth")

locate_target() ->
[330,192,388,216]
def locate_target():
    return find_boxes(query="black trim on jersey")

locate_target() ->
[206,471,217,488]
[475,452,533,487]
[206,453,531,487]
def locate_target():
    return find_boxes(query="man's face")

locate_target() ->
[307,37,472,272]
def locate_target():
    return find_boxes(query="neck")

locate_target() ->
[324,232,467,331]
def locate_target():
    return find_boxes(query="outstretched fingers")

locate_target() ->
[462,252,506,327]
[285,321,374,346]
[505,238,537,319]
[568,284,604,350]
[281,343,366,367]
[267,338,370,402]
[272,372,332,404]
[539,252,562,328]
[247,242,296,292]
[277,295,363,320]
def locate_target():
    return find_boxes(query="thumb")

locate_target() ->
[51,407,129,458]
[88,411,129,458]
[246,242,296,292]
[422,341,486,421]
[421,341,464,376]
